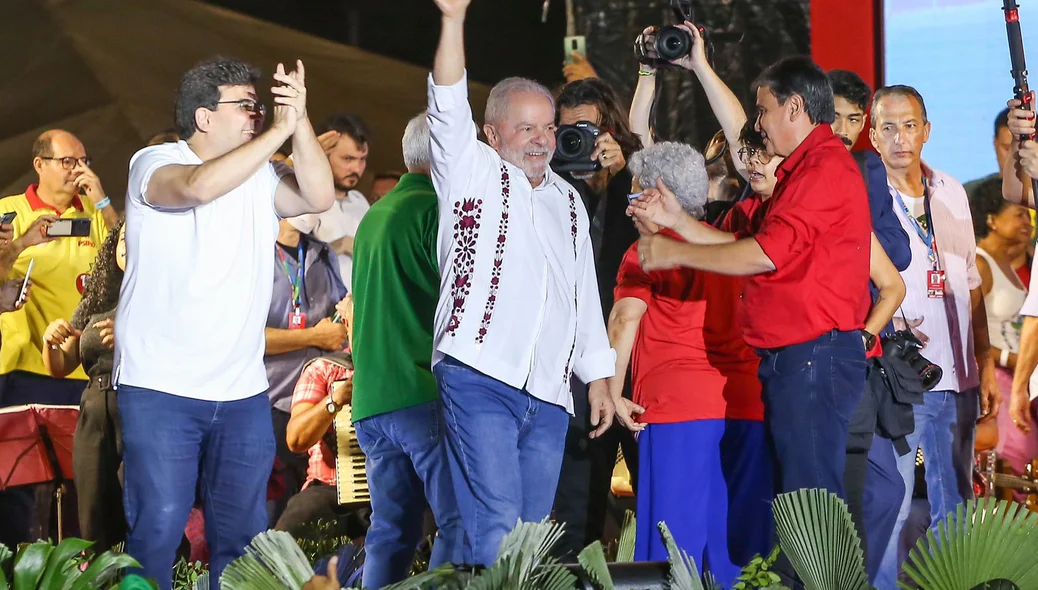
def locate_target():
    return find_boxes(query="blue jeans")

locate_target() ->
[874,389,978,590]
[354,401,468,589]
[862,436,905,583]
[434,356,570,566]
[635,420,773,585]
[119,386,275,590]
[759,329,866,497]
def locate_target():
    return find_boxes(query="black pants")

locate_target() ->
[273,480,369,539]
[0,371,86,549]
[72,377,126,552]
[553,379,639,561]
[270,408,311,527]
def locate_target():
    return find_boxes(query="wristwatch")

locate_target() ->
[861,329,877,350]
[325,395,340,415]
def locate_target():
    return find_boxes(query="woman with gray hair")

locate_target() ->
[605,141,773,583]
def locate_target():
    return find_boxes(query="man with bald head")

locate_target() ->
[0,129,113,548]
[428,0,622,566]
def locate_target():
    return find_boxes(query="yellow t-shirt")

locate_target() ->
[0,185,110,379]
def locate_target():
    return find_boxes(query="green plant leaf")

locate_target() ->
[220,530,313,590]
[659,522,704,590]
[38,538,93,590]
[772,489,870,590]
[616,510,636,564]
[68,551,141,590]
[381,563,471,590]
[0,544,13,590]
[14,541,53,590]
[900,498,1038,590]
[577,541,614,590]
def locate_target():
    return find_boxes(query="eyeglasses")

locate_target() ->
[737,147,772,166]
[216,99,266,117]
[41,156,91,170]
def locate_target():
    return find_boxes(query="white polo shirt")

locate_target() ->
[291,190,369,290]
[114,140,289,402]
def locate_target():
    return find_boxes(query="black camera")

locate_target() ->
[635,26,693,66]
[882,329,943,391]
[551,120,603,174]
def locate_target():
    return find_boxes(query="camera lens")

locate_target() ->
[557,128,585,159]
[655,26,692,61]
[919,362,943,391]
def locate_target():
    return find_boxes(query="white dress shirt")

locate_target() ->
[889,164,981,393]
[426,72,615,412]
[290,190,370,290]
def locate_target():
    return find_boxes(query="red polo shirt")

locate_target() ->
[726,125,870,349]
[614,229,764,423]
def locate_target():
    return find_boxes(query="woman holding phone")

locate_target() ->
[41,219,126,551]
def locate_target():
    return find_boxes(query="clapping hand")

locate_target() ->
[272,60,309,134]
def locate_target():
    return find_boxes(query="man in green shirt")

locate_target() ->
[350,112,467,589]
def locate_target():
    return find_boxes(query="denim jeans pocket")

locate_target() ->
[762,344,818,378]
[826,351,867,424]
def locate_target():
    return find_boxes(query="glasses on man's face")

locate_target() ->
[216,99,266,117]
[737,147,772,166]
[41,156,91,170]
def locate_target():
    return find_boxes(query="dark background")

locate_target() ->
[202,0,812,149]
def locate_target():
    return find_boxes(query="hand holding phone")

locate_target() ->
[17,259,34,307]
[46,219,91,238]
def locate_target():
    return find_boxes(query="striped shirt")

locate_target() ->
[888,164,980,393]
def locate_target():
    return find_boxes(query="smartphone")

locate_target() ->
[564,35,587,64]
[46,219,91,237]
[17,259,34,306]
[0,212,16,225]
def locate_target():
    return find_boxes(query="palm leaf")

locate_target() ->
[220,530,313,590]
[68,551,141,590]
[577,541,614,590]
[14,542,53,590]
[192,572,209,590]
[39,538,93,590]
[381,563,473,590]
[659,522,704,590]
[772,489,869,590]
[615,510,636,564]
[900,498,1038,590]
[467,519,576,590]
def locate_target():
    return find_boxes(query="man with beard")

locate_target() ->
[428,0,625,567]
[292,113,371,290]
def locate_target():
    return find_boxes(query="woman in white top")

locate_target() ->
[971,182,1038,474]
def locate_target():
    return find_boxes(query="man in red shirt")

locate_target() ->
[634,55,871,499]
[610,142,772,584]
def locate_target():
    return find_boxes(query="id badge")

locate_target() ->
[927,270,945,299]
[288,310,307,330]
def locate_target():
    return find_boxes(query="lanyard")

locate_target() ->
[275,242,305,309]
[892,178,941,271]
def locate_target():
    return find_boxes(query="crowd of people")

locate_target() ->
[2,1,1038,589]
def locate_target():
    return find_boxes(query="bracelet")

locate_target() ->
[95,196,111,210]
[1000,348,1011,368]
[638,69,656,77]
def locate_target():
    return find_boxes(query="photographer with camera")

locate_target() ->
[870,85,1001,589]
[551,77,643,561]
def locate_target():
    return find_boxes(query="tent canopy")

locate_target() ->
[0,0,491,204]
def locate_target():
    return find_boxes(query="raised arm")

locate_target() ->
[672,23,750,180]
[432,0,470,87]
[1003,95,1037,209]
[629,29,657,148]
[273,61,336,217]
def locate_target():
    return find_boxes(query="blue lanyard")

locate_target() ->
[892,179,940,271]
[276,242,305,309]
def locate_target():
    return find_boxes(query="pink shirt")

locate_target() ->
[889,164,981,393]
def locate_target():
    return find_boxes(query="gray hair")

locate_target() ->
[402,111,431,170]
[485,77,555,125]
[629,142,709,220]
